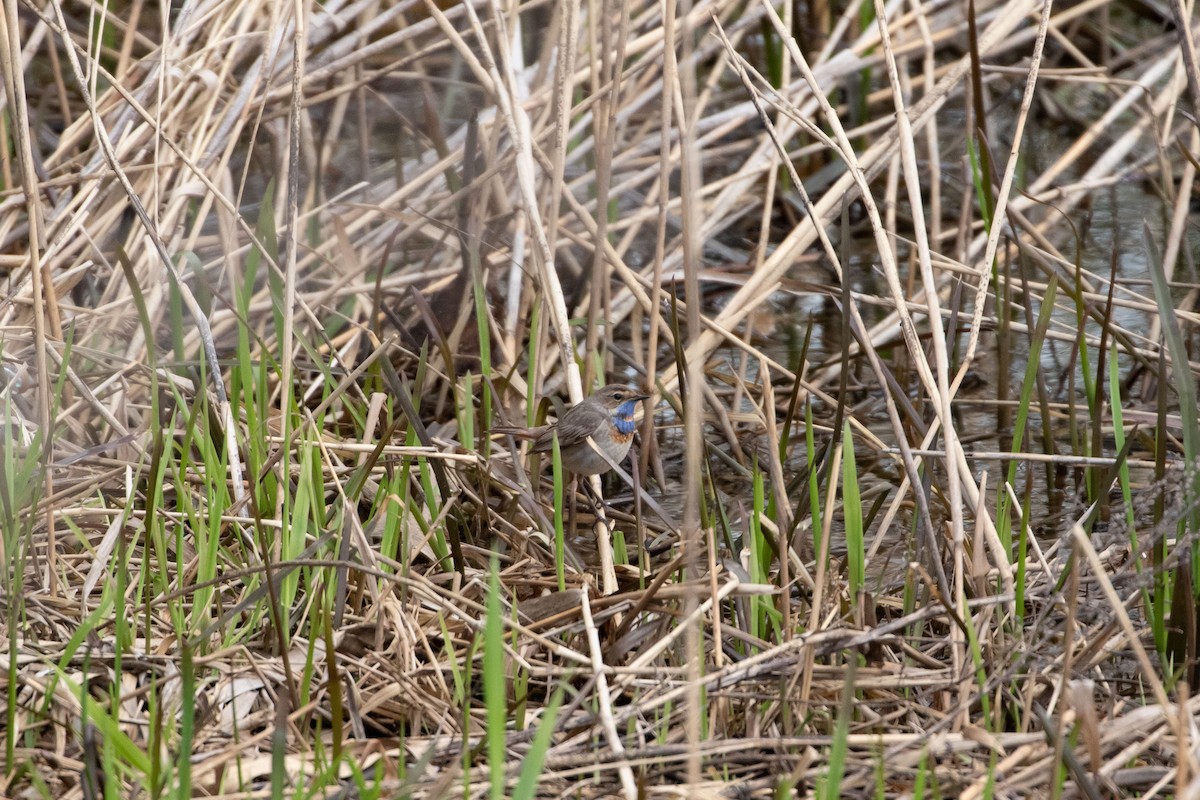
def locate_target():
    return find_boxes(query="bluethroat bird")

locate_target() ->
[496,385,650,476]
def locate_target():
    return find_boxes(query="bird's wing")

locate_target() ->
[532,404,606,452]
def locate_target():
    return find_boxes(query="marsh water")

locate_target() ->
[634,97,1200,584]
[292,53,1200,586]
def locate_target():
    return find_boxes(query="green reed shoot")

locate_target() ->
[512,686,564,800]
[484,558,507,800]
[998,275,1058,561]
[818,660,854,800]
[842,421,864,600]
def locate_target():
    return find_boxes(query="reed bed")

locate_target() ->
[3,0,1200,796]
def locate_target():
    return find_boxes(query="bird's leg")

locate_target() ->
[570,477,609,521]
[578,477,607,515]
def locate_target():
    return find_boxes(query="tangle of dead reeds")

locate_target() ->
[3,0,1200,796]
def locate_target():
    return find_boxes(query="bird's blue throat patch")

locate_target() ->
[614,400,638,434]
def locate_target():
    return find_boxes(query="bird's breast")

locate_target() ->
[613,415,637,435]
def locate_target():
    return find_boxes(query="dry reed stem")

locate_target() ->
[3,0,1200,795]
